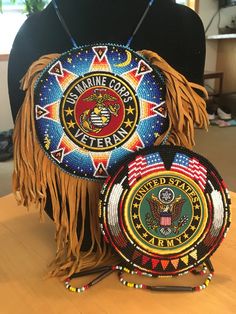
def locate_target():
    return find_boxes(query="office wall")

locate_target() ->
[199,0,219,72]
[0,60,13,132]
[199,0,236,72]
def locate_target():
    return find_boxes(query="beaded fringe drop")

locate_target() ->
[13,51,208,279]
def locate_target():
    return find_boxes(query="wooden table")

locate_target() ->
[0,193,235,314]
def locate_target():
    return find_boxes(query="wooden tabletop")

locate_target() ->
[0,193,235,314]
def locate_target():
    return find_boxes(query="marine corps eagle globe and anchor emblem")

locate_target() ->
[79,89,120,135]
[60,70,140,153]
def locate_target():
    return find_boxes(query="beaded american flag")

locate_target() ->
[99,145,231,276]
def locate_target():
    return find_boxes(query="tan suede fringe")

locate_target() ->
[13,51,208,279]
[139,50,209,148]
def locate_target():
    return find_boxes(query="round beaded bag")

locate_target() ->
[94,145,230,292]
[34,43,168,179]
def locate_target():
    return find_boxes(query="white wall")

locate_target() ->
[199,0,219,72]
[200,0,236,36]
[218,5,236,30]
[199,0,236,72]
[0,60,13,132]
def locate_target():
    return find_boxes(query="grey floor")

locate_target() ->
[0,125,235,197]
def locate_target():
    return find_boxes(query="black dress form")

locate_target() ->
[8,0,206,249]
[8,0,205,122]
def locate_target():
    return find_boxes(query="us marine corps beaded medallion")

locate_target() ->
[34,44,168,179]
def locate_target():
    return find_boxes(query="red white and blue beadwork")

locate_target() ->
[34,44,169,179]
[99,145,231,276]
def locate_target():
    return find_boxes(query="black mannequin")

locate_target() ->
[8,0,206,249]
[8,0,205,122]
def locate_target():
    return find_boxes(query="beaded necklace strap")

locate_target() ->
[52,0,155,48]
[64,265,152,293]
[65,267,114,293]
[118,270,214,292]
[117,260,214,292]
[126,0,155,46]
[64,260,214,293]
[52,0,78,48]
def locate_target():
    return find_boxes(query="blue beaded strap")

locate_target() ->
[52,0,78,48]
[126,0,155,47]
[52,0,155,48]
